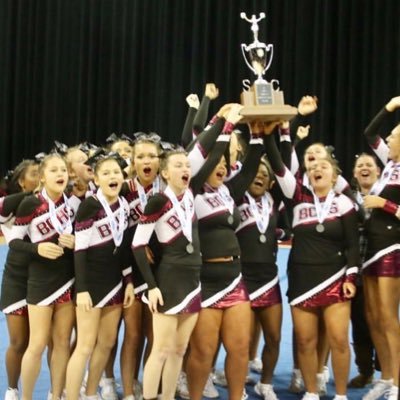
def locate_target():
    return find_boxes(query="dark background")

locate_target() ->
[1,0,400,179]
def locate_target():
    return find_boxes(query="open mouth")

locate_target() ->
[314,174,322,181]
[253,179,263,187]
[360,171,370,177]
[56,179,65,185]
[143,167,152,175]
[109,182,118,189]
[216,171,224,179]
[308,155,315,162]
[182,174,189,183]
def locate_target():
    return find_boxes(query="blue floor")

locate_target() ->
[0,245,371,399]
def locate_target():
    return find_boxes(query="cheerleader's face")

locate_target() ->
[66,149,94,184]
[353,155,379,190]
[206,156,227,189]
[162,153,191,195]
[94,159,124,201]
[41,157,69,198]
[308,159,336,194]
[132,142,160,187]
[386,124,400,162]
[19,164,39,192]
[304,144,328,171]
[248,163,270,198]
[111,140,133,161]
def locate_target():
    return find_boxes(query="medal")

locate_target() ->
[245,192,272,242]
[316,223,325,233]
[186,243,194,254]
[259,234,267,243]
[227,215,234,225]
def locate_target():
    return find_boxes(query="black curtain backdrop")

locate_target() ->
[1,0,400,179]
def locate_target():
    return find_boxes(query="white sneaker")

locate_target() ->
[203,373,219,398]
[301,393,320,400]
[254,382,278,400]
[317,373,327,396]
[249,358,263,374]
[323,366,330,383]
[288,369,304,393]
[100,378,119,400]
[242,389,248,400]
[133,381,143,400]
[362,379,393,400]
[4,388,19,400]
[212,370,227,387]
[122,396,135,400]
[176,372,190,400]
[81,395,100,400]
[385,386,398,400]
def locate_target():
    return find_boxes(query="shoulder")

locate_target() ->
[76,196,102,222]
[143,193,169,216]
[16,194,42,218]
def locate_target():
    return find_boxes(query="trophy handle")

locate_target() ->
[263,44,274,74]
[241,44,257,76]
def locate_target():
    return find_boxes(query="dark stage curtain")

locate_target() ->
[1,0,400,179]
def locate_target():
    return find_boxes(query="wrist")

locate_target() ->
[223,121,235,134]
[383,200,398,215]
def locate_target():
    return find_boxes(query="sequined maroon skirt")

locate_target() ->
[363,250,400,277]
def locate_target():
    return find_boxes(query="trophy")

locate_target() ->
[239,12,297,121]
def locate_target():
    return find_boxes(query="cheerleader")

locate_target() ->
[263,125,360,400]
[8,153,78,400]
[119,135,162,400]
[132,149,203,400]
[361,97,400,400]
[186,114,271,400]
[0,160,39,400]
[65,155,134,400]
[236,157,290,400]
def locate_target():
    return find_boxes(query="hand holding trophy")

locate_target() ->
[239,12,297,122]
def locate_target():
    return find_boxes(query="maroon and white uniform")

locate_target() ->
[264,134,360,307]
[7,193,80,305]
[236,188,289,308]
[363,108,400,276]
[74,195,131,307]
[132,189,202,315]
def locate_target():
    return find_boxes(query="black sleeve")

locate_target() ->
[263,134,286,175]
[74,197,101,293]
[186,117,225,153]
[181,106,197,148]
[1,192,29,218]
[342,209,361,271]
[192,95,211,135]
[132,194,168,290]
[364,107,390,146]
[228,138,264,202]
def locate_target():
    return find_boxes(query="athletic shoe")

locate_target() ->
[301,392,319,400]
[81,395,101,400]
[242,389,248,400]
[317,373,327,396]
[176,372,190,400]
[203,373,219,398]
[254,382,278,400]
[348,373,373,388]
[323,366,330,383]
[288,369,304,393]
[100,378,119,400]
[133,381,143,400]
[4,388,19,400]
[362,379,393,400]
[122,396,135,400]
[249,358,263,374]
[212,370,228,387]
[332,395,348,400]
[385,385,398,400]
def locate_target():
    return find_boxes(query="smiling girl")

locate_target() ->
[8,154,79,400]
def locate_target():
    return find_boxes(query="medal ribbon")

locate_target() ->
[41,188,72,234]
[164,186,194,243]
[135,176,160,211]
[218,184,234,214]
[369,160,396,195]
[96,189,125,248]
[245,192,271,235]
[311,189,335,225]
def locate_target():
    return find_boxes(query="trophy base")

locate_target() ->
[239,104,298,122]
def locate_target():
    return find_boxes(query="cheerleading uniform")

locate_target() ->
[74,195,132,307]
[132,190,202,315]
[7,193,80,305]
[264,134,360,307]
[194,132,265,308]
[0,192,32,315]
[362,107,400,276]
[236,186,290,308]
